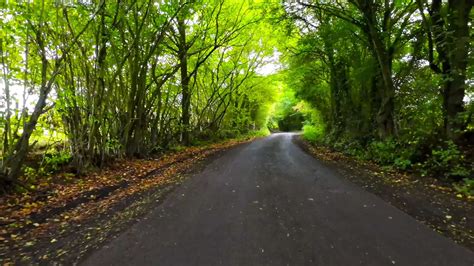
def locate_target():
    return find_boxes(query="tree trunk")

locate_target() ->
[3,55,51,183]
[423,0,472,141]
[358,0,396,138]
[367,24,396,138]
[178,15,191,145]
[0,38,12,156]
[442,0,472,140]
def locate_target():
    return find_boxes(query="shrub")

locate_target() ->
[454,178,474,196]
[367,139,398,165]
[218,129,241,139]
[249,128,271,137]
[364,139,415,170]
[421,141,469,179]
[43,151,72,172]
[343,140,366,159]
[394,158,412,170]
[302,124,324,143]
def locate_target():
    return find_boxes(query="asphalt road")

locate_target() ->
[82,133,474,266]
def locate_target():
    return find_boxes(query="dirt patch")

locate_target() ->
[294,136,474,251]
[0,138,253,264]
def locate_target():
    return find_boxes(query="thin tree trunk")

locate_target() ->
[0,39,12,156]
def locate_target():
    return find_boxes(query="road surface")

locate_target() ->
[82,133,474,266]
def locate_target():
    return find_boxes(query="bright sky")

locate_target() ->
[0,81,39,113]
[256,50,282,76]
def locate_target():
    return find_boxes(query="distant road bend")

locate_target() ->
[83,133,474,266]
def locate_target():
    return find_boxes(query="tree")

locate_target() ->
[290,0,418,138]
[0,0,282,189]
[417,0,473,141]
[0,0,102,186]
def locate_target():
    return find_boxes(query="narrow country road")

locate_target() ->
[82,133,474,266]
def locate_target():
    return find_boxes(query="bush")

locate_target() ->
[421,141,469,179]
[302,124,324,143]
[394,158,412,170]
[341,140,366,159]
[20,151,72,185]
[248,128,271,137]
[454,178,474,196]
[43,151,72,172]
[363,139,415,170]
[367,139,398,165]
[217,129,241,139]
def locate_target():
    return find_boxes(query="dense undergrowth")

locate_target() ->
[301,125,473,196]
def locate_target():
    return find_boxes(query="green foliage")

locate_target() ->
[247,128,271,138]
[393,158,412,171]
[168,145,186,153]
[0,0,472,191]
[454,178,474,196]
[421,141,469,179]
[23,151,72,182]
[277,113,304,131]
[372,140,416,170]
[269,87,304,131]
[302,124,324,144]
[366,140,398,165]
[42,151,72,173]
[217,129,243,140]
[23,167,38,184]
[0,0,286,187]
[279,0,473,184]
